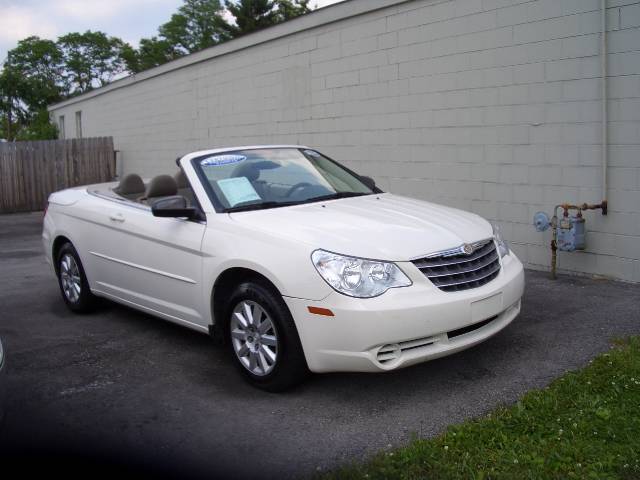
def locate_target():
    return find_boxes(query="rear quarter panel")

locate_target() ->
[43,184,117,286]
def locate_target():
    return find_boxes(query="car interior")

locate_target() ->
[108,162,329,213]
[195,151,360,209]
[110,170,196,207]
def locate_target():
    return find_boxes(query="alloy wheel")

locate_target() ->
[60,254,81,303]
[230,300,278,376]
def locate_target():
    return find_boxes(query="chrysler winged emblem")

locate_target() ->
[462,244,474,255]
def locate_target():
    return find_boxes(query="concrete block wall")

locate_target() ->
[49,0,640,282]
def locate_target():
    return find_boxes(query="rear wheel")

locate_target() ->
[225,281,308,391]
[56,242,96,313]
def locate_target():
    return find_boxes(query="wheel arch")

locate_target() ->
[52,235,73,273]
[51,234,91,285]
[211,267,284,333]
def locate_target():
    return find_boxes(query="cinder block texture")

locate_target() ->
[49,0,640,282]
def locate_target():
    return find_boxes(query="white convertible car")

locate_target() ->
[43,146,524,391]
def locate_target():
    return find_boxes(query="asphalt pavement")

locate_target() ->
[0,212,638,479]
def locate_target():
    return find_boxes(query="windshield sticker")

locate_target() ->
[217,177,261,207]
[200,154,246,167]
[303,149,321,157]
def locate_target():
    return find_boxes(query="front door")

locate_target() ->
[87,200,207,330]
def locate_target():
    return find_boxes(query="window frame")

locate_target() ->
[190,147,381,214]
[75,111,82,138]
[58,115,65,139]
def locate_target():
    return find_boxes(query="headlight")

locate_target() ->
[311,250,412,298]
[492,223,510,258]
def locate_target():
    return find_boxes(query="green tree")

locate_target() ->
[223,0,311,38]
[121,38,180,73]
[126,0,227,73]
[275,0,311,22]
[0,36,65,140]
[6,36,66,109]
[221,0,312,37]
[57,31,129,94]
[222,0,278,37]
[14,109,58,140]
[124,0,312,74]
[159,0,228,54]
[0,65,25,140]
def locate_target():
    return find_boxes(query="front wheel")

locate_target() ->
[225,281,308,392]
[56,242,96,313]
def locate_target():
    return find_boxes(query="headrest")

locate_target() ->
[231,163,260,182]
[115,174,145,195]
[146,175,178,199]
[174,170,189,189]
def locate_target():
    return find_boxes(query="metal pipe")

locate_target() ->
[601,0,609,214]
[550,205,562,279]
[557,202,606,213]
[550,211,558,280]
[551,237,558,280]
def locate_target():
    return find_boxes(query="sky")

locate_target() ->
[0,0,345,62]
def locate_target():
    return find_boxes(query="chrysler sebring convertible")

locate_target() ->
[43,146,524,391]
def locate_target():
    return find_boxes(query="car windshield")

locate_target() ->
[193,148,375,212]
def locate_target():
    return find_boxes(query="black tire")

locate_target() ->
[56,242,96,313]
[224,280,308,392]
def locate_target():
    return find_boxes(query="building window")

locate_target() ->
[58,116,65,139]
[75,111,82,138]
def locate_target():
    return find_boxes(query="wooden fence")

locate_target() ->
[0,137,115,213]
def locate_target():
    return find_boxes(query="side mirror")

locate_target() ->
[360,175,376,191]
[151,195,197,219]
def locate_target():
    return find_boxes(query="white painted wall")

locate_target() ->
[49,0,640,282]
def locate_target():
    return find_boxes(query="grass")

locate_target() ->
[324,337,640,480]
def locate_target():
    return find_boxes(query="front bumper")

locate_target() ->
[285,252,525,373]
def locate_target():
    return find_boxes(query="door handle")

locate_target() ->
[109,213,125,223]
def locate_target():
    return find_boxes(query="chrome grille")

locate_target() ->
[412,239,501,292]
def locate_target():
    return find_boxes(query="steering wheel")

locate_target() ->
[286,182,313,198]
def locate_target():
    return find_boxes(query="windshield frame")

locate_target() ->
[190,147,382,213]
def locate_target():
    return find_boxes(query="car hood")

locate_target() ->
[228,193,493,261]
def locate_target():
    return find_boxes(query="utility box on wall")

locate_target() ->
[557,215,586,252]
